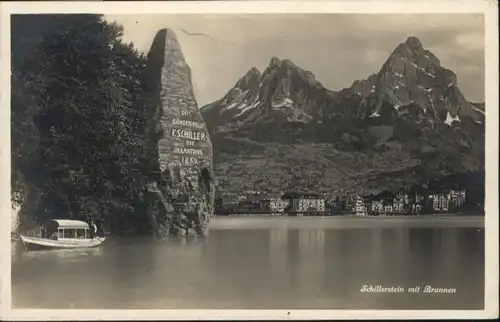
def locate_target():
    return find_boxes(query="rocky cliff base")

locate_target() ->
[145,165,213,237]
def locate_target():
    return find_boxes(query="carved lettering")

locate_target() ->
[172,118,205,129]
[171,128,207,141]
[181,156,199,166]
[169,108,208,166]
[173,147,203,155]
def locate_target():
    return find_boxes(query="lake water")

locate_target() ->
[11,216,485,310]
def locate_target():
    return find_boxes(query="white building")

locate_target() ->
[431,193,449,212]
[283,192,326,215]
[371,200,384,214]
[355,195,366,216]
[262,198,290,215]
[393,199,404,213]
[448,190,466,208]
[296,198,325,213]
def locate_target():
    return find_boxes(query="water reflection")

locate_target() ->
[12,241,103,263]
[12,224,484,310]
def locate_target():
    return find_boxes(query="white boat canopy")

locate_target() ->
[51,219,90,229]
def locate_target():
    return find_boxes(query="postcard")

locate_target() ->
[1,0,498,320]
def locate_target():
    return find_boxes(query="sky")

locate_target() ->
[104,14,485,107]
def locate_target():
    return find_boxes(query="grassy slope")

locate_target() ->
[214,137,423,198]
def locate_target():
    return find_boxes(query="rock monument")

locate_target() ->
[143,28,214,237]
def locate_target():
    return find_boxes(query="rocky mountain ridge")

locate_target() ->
[337,36,482,125]
[202,36,484,140]
[201,56,338,138]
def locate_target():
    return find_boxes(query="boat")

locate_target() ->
[20,219,107,251]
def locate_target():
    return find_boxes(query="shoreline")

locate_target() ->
[210,214,485,230]
[213,213,484,218]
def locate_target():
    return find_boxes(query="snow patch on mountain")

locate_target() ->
[423,71,435,78]
[225,102,239,110]
[236,100,261,117]
[444,111,461,126]
[225,90,250,110]
[272,97,294,109]
[473,106,485,116]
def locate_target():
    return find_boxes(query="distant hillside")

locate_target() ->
[201,36,485,200]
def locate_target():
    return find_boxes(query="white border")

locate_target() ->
[1,1,498,320]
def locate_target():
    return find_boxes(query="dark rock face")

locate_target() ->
[360,36,481,123]
[144,28,214,237]
[202,36,483,135]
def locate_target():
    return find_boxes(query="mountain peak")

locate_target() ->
[247,67,261,76]
[234,67,261,90]
[268,57,300,70]
[282,58,298,69]
[269,56,282,67]
[361,34,480,123]
[404,36,423,52]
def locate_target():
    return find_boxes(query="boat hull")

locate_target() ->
[20,235,106,251]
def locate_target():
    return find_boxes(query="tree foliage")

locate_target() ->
[11,15,157,230]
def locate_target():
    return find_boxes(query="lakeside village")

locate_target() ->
[215,188,475,216]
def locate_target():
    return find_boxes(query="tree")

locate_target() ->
[11,15,155,232]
